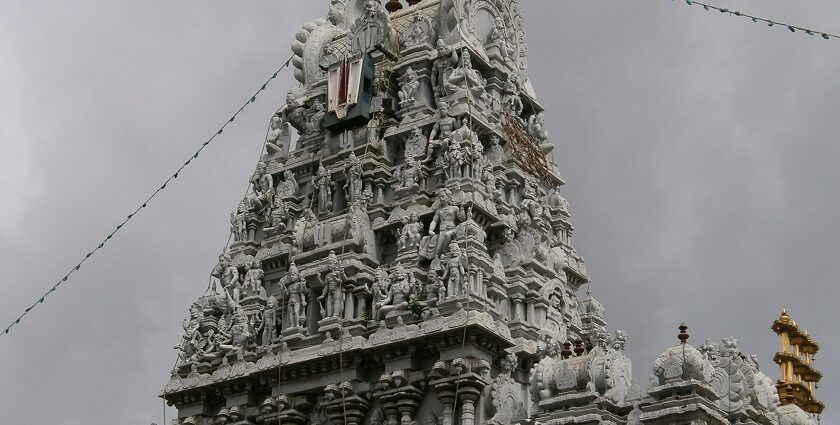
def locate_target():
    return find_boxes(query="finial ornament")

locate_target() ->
[678,322,690,343]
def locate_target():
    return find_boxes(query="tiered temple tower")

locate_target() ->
[162,2,824,425]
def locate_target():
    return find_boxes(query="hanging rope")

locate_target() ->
[0,56,294,340]
[671,0,840,40]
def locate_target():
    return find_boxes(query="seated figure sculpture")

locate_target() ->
[444,50,485,98]
[378,264,413,318]
[419,188,467,261]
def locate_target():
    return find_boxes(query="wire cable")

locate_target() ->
[0,55,294,340]
[672,0,840,40]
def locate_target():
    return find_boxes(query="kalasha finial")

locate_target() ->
[573,339,585,356]
[561,342,572,359]
[678,322,690,343]
[385,0,403,12]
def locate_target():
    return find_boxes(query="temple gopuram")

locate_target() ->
[161,1,825,424]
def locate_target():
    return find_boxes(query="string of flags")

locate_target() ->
[0,56,294,340]
[673,0,840,40]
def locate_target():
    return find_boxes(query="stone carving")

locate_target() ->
[398,212,424,252]
[426,101,457,162]
[257,296,279,347]
[395,157,422,195]
[240,258,267,300]
[344,151,364,204]
[398,67,421,109]
[502,76,524,119]
[402,12,435,48]
[265,114,291,159]
[488,353,526,425]
[404,127,429,159]
[419,188,466,261]
[442,242,468,298]
[431,39,460,100]
[305,102,326,136]
[486,135,505,167]
[279,262,308,328]
[318,251,348,319]
[377,264,414,317]
[277,169,299,199]
[314,162,334,215]
[370,267,390,320]
[444,50,486,98]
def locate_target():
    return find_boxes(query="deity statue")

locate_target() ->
[395,157,422,194]
[279,262,309,328]
[344,152,364,204]
[398,212,424,252]
[486,135,505,167]
[305,102,326,136]
[442,139,464,179]
[502,76,524,119]
[426,102,457,163]
[419,188,466,260]
[251,161,274,196]
[318,251,347,319]
[404,126,429,159]
[482,164,502,201]
[398,67,420,109]
[441,242,468,298]
[370,267,390,320]
[528,111,551,153]
[277,169,299,199]
[445,50,485,97]
[220,307,252,354]
[230,202,248,242]
[520,176,544,223]
[175,303,203,364]
[258,296,279,347]
[241,258,266,299]
[265,114,289,158]
[378,264,413,317]
[268,196,289,231]
[211,253,240,297]
[431,39,459,99]
[314,162,334,215]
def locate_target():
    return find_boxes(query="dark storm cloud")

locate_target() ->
[0,1,836,423]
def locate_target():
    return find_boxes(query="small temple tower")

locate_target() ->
[773,310,824,422]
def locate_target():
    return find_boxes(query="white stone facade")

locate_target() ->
[162,1,813,424]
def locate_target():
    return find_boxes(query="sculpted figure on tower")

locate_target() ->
[420,188,466,261]
[318,251,347,319]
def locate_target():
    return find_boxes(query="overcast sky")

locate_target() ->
[1,1,837,423]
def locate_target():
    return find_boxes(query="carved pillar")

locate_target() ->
[458,386,482,425]
[434,385,456,425]
[345,288,355,320]
[355,293,368,319]
[512,295,525,320]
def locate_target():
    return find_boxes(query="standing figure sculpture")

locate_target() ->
[344,152,364,204]
[318,251,348,319]
[258,296,279,347]
[212,254,240,299]
[398,212,424,252]
[442,242,468,298]
[314,162,334,215]
[431,39,459,99]
[280,262,309,329]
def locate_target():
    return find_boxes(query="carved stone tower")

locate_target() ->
[161,2,817,425]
